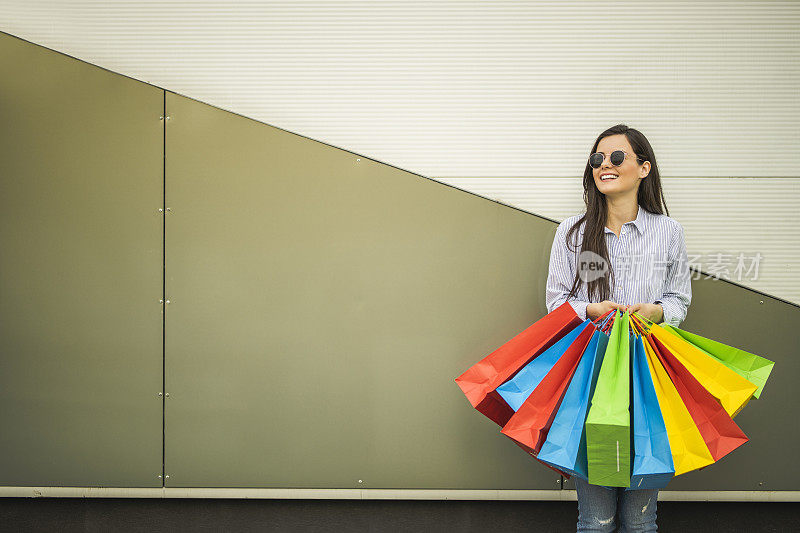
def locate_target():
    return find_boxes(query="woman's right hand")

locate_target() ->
[586,300,627,320]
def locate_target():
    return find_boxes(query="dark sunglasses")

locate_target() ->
[588,150,644,169]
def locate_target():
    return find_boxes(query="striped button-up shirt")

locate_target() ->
[545,205,692,327]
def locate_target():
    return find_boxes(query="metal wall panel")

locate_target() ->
[163,90,562,489]
[0,32,164,486]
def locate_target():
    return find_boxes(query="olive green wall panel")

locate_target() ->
[163,91,562,489]
[0,32,164,486]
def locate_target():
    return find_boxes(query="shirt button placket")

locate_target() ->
[619,228,626,303]
[611,234,622,304]
[614,226,629,303]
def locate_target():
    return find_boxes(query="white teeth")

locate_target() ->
[601,174,618,180]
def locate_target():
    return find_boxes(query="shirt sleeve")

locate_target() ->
[659,222,692,327]
[546,220,591,320]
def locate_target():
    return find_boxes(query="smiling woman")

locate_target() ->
[546,124,691,328]
[544,124,692,532]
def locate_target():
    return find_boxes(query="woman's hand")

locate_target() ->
[586,300,627,320]
[626,302,664,323]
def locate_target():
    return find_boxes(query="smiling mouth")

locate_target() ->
[600,174,618,181]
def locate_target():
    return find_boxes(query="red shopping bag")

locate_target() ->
[500,322,597,456]
[650,335,749,462]
[455,301,582,426]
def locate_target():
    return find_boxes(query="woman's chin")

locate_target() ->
[596,183,617,194]
[596,182,632,196]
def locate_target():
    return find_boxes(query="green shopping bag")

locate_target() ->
[585,309,631,487]
[662,325,774,399]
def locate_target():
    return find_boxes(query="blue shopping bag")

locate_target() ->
[537,328,608,479]
[496,319,594,411]
[628,332,674,490]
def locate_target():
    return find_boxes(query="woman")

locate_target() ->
[545,124,692,532]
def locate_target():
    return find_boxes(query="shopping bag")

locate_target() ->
[642,333,714,475]
[585,310,631,487]
[649,323,757,418]
[651,335,749,461]
[662,325,774,399]
[496,319,594,411]
[500,321,597,456]
[455,301,582,426]
[537,329,609,479]
[629,333,674,490]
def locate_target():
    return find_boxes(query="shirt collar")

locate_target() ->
[604,205,647,236]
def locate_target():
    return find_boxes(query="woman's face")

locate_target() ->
[592,134,650,198]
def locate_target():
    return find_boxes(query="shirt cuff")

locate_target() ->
[657,299,683,327]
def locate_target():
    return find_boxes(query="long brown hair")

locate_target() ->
[565,124,669,302]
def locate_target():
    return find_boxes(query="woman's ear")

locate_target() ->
[640,161,651,178]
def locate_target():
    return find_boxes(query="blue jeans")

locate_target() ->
[575,477,658,532]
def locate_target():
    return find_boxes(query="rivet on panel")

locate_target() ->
[166,207,171,212]
[166,300,171,304]
[356,158,361,162]
[158,392,163,397]
[158,208,163,212]
[165,393,170,398]
[358,479,363,484]
[165,475,170,479]
[759,300,764,305]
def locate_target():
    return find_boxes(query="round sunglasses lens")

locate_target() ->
[610,150,626,166]
[589,153,603,168]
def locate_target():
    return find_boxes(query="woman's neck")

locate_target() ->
[605,196,639,236]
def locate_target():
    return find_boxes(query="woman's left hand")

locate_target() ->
[625,302,664,323]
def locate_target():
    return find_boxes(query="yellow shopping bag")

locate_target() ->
[642,333,714,476]
[662,324,773,399]
[649,324,757,418]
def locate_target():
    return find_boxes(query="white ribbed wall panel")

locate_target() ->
[2,1,799,304]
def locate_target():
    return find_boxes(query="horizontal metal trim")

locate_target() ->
[0,487,797,502]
